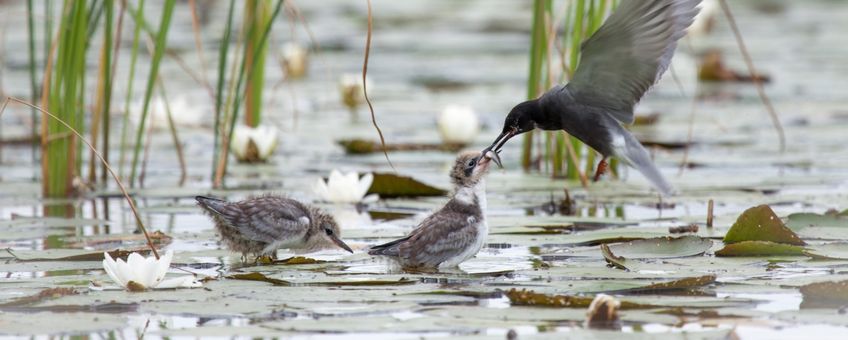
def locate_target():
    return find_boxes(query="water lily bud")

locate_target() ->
[282,42,308,79]
[339,74,370,110]
[437,105,479,145]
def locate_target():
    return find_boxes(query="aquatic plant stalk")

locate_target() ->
[211,0,236,184]
[243,0,271,127]
[119,0,145,178]
[41,0,89,214]
[2,97,160,259]
[363,0,394,170]
[129,0,176,188]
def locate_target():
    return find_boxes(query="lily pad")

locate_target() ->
[607,236,713,259]
[621,275,717,294]
[601,244,629,270]
[715,241,807,257]
[799,280,848,309]
[724,205,805,246]
[787,212,848,232]
[505,288,653,309]
[5,249,152,262]
[367,172,447,198]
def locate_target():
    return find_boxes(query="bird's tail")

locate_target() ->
[368,236,409,257]
[195,196,230,215]
[613,131,674,196]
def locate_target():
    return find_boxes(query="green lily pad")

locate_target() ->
[724,205,805,246]
[607,236,713,259]
[715,240,807,257]
[367,172,447,198]
[800,280,848,309]
[787,212,848,232]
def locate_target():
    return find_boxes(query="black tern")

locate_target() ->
[484,0,702,195]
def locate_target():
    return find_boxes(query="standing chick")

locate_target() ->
[196,195,353,261]
[368,151,500,270]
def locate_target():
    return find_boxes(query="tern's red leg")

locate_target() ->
[593,157,608,182]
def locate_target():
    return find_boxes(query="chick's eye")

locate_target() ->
[324,228,334,236]
[467,159,476,167]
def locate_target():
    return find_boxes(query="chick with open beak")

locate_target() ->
[368,151,497,270]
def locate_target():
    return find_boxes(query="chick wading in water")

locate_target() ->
[196,195,353,261]
[368,151,501,270]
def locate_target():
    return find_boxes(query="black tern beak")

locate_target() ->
[481,149,502,168]
[481,129,514,167]
[329,235,354,253]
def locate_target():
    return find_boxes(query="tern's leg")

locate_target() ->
[593,157,608,182]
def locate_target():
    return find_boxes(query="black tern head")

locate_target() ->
[482,0,700,196]
[196,195,353,261]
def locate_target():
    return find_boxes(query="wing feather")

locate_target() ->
[566,0,701,124]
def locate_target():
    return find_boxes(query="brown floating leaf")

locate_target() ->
[800,280,848,309]
[367,172,447,198]
[626,275,717,294]
[505,289,652,309]
[601,244,629,271]
[338,139,463,155]
[272,256,325,265]
[227,272,292,286]
[724,205,805,246]
[0,288,78,308]
[698,49,771,83]
[126,281,148,292]
[6,249,152,262]
[715,240,807,257]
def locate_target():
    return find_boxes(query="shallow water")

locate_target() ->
[2,0,848,338]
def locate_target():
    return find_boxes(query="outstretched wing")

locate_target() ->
[566,0,701,124]
[232,196,311,243]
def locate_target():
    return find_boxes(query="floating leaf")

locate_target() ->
[607,236,713,259]
[724,205,805,246]
[227,272,292,286]
[624,275,717,294]
[338,139,461,155]
[601,244,629,271]
[273,256,325,265]
[0,288,78,308]
[787,212,848,232]
[800,280,848,309]
[6,249,151,262]
[715,241,807,257]
[367,172,447,198]
[505,289,652,309]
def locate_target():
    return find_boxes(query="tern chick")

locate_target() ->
[196,195,353,261]
[368,151,499,270]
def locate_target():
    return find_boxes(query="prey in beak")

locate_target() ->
[479,149,502,168]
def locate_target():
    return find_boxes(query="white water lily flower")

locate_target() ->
[437,105,479,145]
[282,42,308,79]
[313,170,378,204]
[102,250,201,291]
[231,124,279,163]
[339,73,371,110]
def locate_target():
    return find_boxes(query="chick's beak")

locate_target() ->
[481,149,502,168]
[329,235,354,253]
